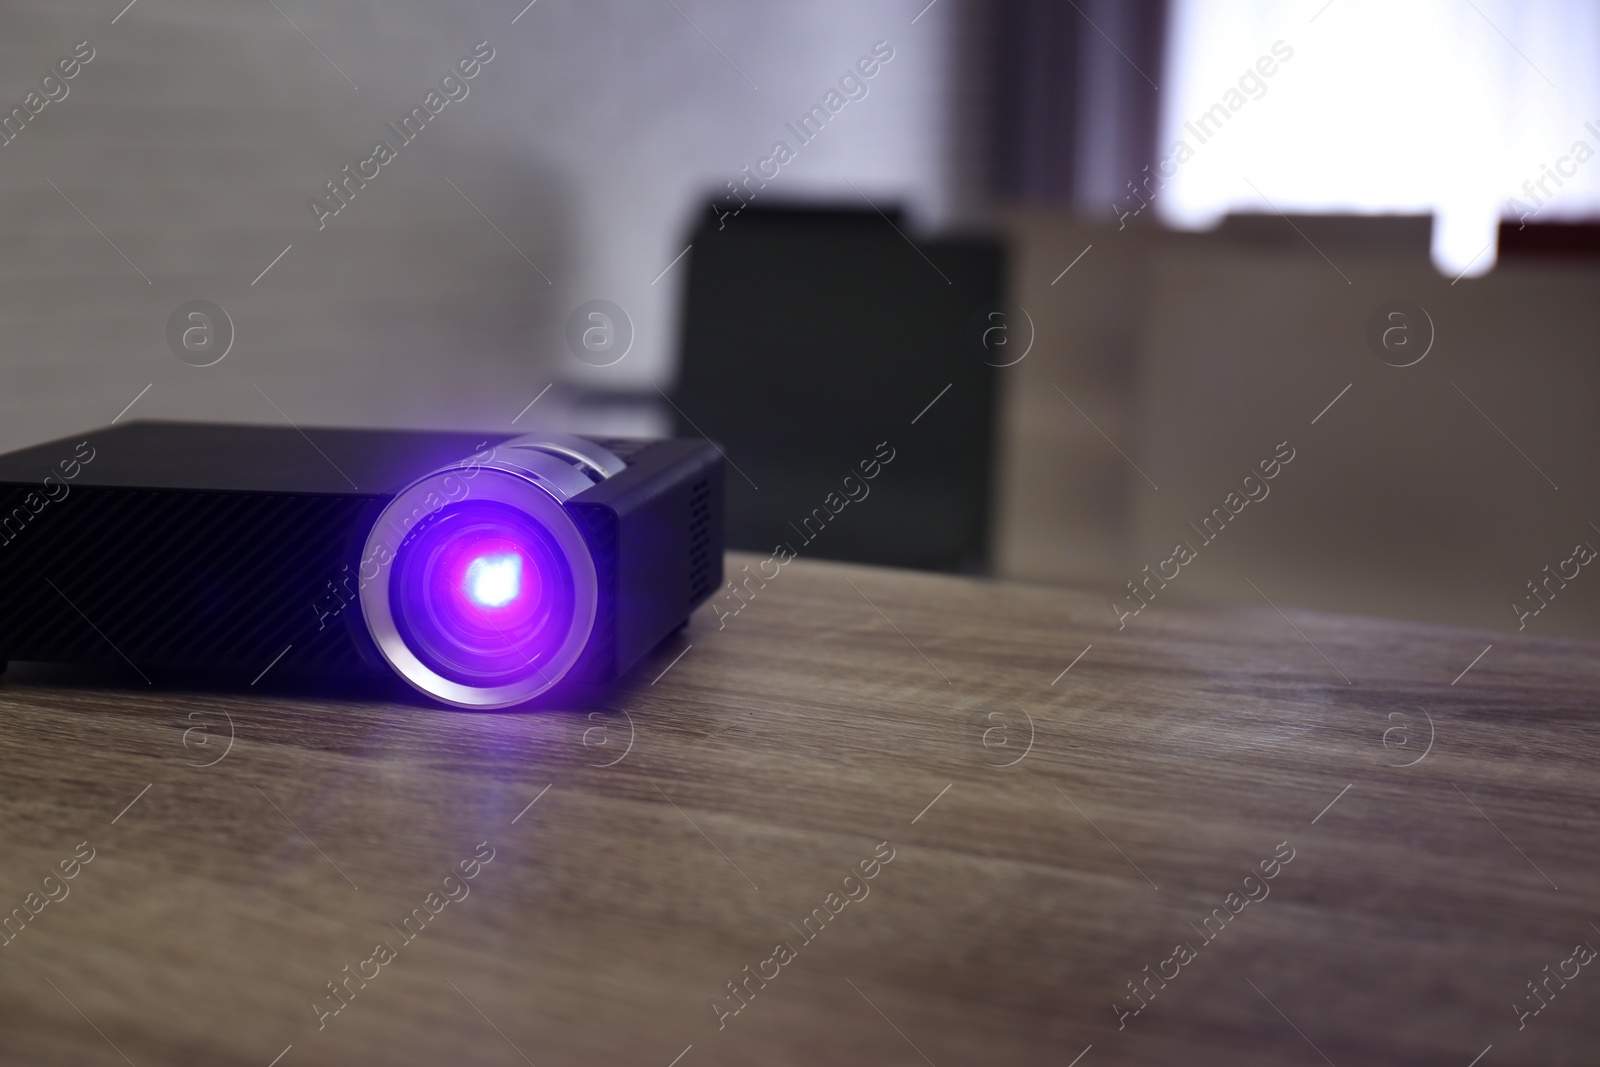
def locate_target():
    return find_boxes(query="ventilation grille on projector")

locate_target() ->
[0,486,380,673]
[686,477,713,606]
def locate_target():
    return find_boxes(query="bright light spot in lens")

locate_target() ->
[464,553,521,608]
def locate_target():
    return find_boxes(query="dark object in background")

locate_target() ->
[0,422,721,708]
[1498,219,1600,260]
[672,204,1004,573]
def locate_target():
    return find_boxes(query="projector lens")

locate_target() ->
[389,501,575,688]
[360,435,623,709]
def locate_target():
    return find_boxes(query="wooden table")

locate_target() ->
[2,552,1596,1066]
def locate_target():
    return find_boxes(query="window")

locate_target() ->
[1157,0,1600,275]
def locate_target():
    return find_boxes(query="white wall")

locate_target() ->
[0,0,983,449]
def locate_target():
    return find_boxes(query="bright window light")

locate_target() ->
[1156,0,1600,276]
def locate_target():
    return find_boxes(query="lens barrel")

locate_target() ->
[360,434,625,709]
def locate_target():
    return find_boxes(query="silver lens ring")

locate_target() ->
[360,440,619,710]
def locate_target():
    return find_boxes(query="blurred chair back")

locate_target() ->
[671,204,1004,572]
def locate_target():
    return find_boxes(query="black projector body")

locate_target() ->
[0,422,723,709]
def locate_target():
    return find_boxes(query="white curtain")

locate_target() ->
[1157,0,1600,275]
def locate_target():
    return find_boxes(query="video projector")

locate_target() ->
[0,422,723,709]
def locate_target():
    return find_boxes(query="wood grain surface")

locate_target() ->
[1,551,1597,1066]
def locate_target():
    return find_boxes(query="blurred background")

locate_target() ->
[3,0,1597,637]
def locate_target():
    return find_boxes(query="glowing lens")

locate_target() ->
[465,552,522,607]
[389,502,575,688]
